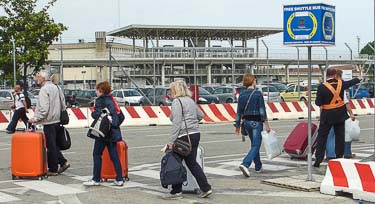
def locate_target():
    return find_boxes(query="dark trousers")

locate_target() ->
[172,133,211,193]
[7,108,30,132]
[92,139,123,182]
[315,121,345,165]
[44,123,67,172]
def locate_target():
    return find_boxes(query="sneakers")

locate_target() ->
[162,192,182,200]
[255,167,263,173]
[112,180,124,186]
[83,180,101,186]
[47,171,58,176]
[239,164,250,177]
[313,162,320,168]
[5,130,14,134]
[58,162,70,174]
[200,189,213,198]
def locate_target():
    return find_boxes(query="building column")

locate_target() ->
[256,38,259,58]
[285,65,290,83]
[207,65,212,85]
[161,65,165,87]
[132,38,136,55]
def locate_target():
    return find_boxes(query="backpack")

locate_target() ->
[23,91,32,109]
[87,107,112,141]
[160,152,187,187]
[16,92,31,109]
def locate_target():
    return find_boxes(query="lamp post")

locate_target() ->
[11,37,16,87]
[60,36,64,89]
[261,40,270,102]
[344,43,353,68]
[81,70,86,89]
[296,47,301,100]
[189,38,197,103]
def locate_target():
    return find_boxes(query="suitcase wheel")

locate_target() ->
[12,175,17,180]
[124,177,129,182]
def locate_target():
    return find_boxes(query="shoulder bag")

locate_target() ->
[172,98,192,157]
[56,85,69,125]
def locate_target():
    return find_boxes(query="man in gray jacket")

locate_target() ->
[29,70,70,176]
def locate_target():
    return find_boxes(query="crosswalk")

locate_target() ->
[0,143,373,203]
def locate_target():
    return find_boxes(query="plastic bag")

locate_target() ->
[344,119,352,142]
[349,119,360,141]
[261,130,282,160]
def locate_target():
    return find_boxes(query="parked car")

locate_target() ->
[112,89,143,106]
[348,84,370,99]
[262,82,288,92]
[256,85,282,102]
[201,85,221,94]
[198,87,219,104]
[357,82,375,98]
[64,89,79,107]
[0,96,14,110]
[75,89,97,107]
[280,83,317,102]
[0,90,38,107]
[141,87,172,106]
[213,86,237,103]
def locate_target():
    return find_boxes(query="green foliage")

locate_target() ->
[360,41,375,55]
[0,0,66,83]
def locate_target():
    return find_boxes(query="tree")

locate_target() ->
[0,0,66,87]
[360,41,375,55]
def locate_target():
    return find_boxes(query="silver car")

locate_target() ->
[256,85,282,102]
[112,89,143,106]
[0,97,14,110]
[0,90,38,107]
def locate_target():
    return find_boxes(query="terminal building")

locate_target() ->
[47,25,371,89]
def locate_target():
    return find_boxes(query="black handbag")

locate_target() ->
[56,85,69,125]
[57,125,71,150]
[173,98,192,157]
[240,89,256,136]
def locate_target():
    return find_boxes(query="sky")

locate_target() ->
[31,0,375,53]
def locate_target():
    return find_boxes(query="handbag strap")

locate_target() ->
[177,98,192,151]
[55,85,65,111]
[242,89,256,117]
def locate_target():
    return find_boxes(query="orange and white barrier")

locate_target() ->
[321,159,375,202]
[0,99,374,131]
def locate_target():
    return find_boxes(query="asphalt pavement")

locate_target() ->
[0,116,374,204]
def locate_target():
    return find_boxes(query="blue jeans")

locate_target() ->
[326,128,352,158]
[242,120,263,170]
[92,139,123,182]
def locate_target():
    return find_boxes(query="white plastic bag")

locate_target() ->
[344,119,352,142]
[349,119,360,141]
[261,130,282,160]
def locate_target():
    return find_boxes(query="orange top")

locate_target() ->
[322,80,345,110]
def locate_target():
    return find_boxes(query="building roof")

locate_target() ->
[107,24,282,40]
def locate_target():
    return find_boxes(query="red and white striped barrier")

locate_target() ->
[321,159,375,202]
[0,99,374,131]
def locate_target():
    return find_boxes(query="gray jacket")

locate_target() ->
[170,96,204,143]
[34,81,66,125]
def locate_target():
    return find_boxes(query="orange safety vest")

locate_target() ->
[322,80,345,110]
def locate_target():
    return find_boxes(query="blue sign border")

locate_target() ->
[283,3,335,47]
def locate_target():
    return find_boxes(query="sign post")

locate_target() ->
[283,3,336,181]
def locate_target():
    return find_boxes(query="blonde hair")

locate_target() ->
[170,80,192,97]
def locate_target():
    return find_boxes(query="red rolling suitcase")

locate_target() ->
[11,132,47,180]
[283,122,318,159]
[101,141,129,181]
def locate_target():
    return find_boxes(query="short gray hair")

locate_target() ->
[170,80,192,97]
[39,70,50,80]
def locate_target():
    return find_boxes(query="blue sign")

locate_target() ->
[283,3,335,46]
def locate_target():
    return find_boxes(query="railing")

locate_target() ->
[48,49,374,62]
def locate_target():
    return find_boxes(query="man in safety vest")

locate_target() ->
[313,68,361,168]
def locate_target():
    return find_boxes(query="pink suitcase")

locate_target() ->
[283,122,318,159]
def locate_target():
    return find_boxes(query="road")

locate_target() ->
[0,116,374,204]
